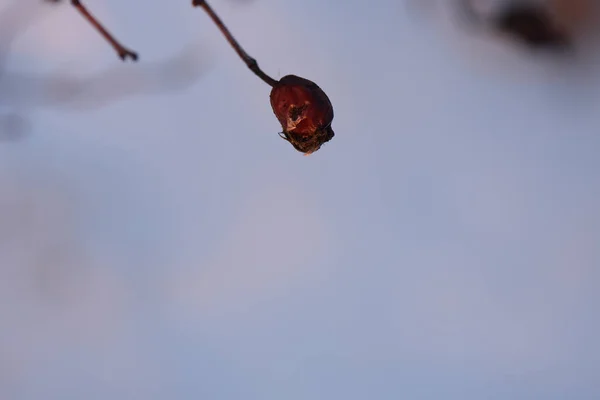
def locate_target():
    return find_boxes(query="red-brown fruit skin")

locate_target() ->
[269,75,334,154]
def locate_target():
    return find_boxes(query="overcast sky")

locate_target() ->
[1,0,599,399]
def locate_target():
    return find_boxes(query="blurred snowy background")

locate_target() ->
[0,0,599,399]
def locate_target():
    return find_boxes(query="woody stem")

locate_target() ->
[70,0,138,61]
[192,0,278,87]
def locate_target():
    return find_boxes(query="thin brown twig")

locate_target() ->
[71,0,138,61]
[47,0,138,61]
[192,0,278,87]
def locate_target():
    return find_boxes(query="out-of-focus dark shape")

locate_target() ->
[456,0,595,53]
[45,0,138,61]
[493,2,571,50]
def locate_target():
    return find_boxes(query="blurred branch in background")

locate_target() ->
[3,42,213,111]
[0,0,215,140]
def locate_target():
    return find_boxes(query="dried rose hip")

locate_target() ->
[193,0,335,155]
[270,75,334,154]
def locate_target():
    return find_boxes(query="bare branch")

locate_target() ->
[192,0,278,87]
[45,0,138,61]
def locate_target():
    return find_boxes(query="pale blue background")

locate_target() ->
[0,0,599,399]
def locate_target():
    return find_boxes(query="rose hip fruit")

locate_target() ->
[270,75,334,154]
[193,0,335,155]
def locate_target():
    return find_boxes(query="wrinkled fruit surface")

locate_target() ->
[269,74,334,154]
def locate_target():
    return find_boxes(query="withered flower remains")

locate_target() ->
[193,0,335,155]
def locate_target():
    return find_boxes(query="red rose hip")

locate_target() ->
[193,0,336,155]
[270,75,334,154]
